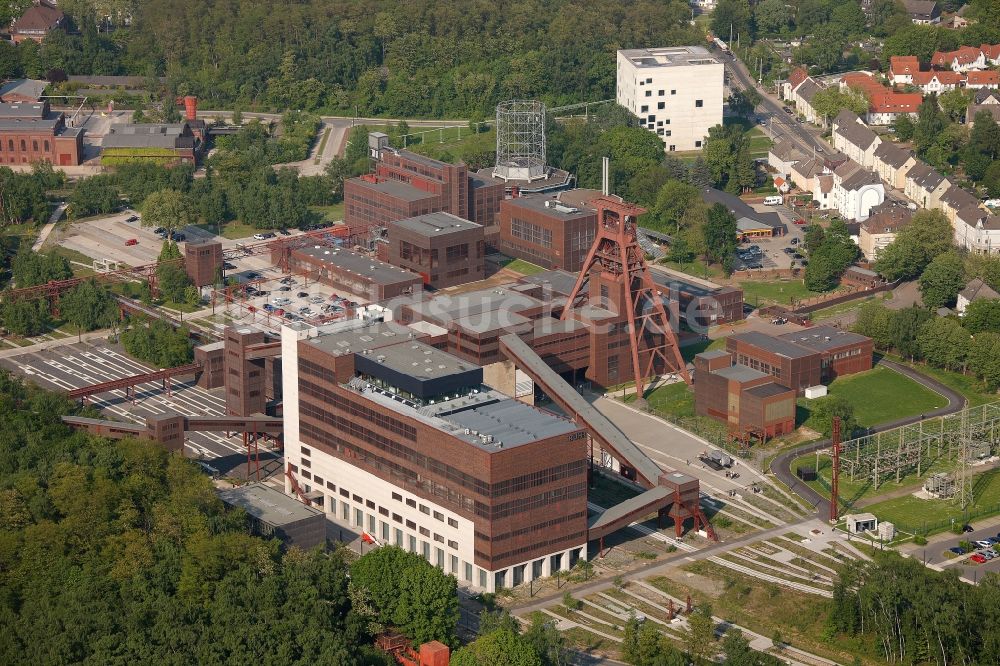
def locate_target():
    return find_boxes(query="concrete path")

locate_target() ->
[0,329,111,360]
[771,358,966,520]
[31,202,68,251]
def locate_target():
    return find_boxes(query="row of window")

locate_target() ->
[510,217,553,248]
[0,138,50,153]
[300,379,417,440]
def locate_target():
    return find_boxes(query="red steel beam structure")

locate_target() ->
[67,363,203,403]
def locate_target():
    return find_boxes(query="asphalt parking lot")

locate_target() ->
[59,211,218,266]
[922,524,1000,578]
[734,203,808,272]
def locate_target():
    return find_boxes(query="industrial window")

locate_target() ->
[647,115,654,122]
[445,244,468,262]
[433,511,444,521]
[479,570,487,587]
[301,458,311,468]
[671,90,676,95]
[696,140,702,148]
[406,498,416,508]
[640,105,648,113]
[19,140,25,151]
[6,140,11,151]
[301,446,311,456]
[392,492,402,501]
[419,526,430,537]
[355,509,364,527]
[328,498,336,514]
[313,475,323,485]
[448,518,458,528]
[645,90,652,97]
[406,519,416,530]
[696,99,703,107]
[395,528,403,546]
[669,145,676,151]
[368,514,376,532]
[510,217,553,248]
[657,129,664,136]
[409,535,417,552]
[464,562,473,581]
[450,555,458,574]
[366,500,375,509]
[436,548,444,567]
[43,140,49,152]
[448,540,458,550]
[301,470,311,480]
[392,513,402,523]
[339,488,349,498]
[341,503,349,520]
[32,140,37,151]
[645,78,652,83]
[326,481,336,491]
[379,506,389,516]
[665,131,672,137]
[422,541,431,559]
[352,494,362,503]
[419,504,430,515]
[658,90,665,96]
[657,102,665,110]
[381,521,390,540]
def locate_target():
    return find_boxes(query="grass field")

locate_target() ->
[658,259,724,280]
[503,258,546,276]
[799,366,948,429]
[864,468,1000,533]
[885,355,998,408]
[747,127,773,159]
[739,279,823,306]
[627,381,696,419]
[680,336,726,362]
[309,203,345,224]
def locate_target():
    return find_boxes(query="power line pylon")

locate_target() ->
[561,196,690,404]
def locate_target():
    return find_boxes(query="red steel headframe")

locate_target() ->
[560,196,690,398]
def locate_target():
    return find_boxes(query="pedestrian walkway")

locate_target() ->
[31,202,68,251]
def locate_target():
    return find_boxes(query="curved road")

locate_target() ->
[771,359,966,519]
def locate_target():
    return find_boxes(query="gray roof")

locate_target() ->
[973,88,1000,104]
[908,163,947,190]
[0,79,46,100]
[217,483,323,526]
[836,116,879,151]
[390,211,481,237]
[714,363,768,382]
[619,46,720,68]
[0,117,59,131]
[0,102,47,118]
[305,320,420,356]
[520,269,579,296]
[960,278,1000,302]
[701,187,783,229]
[903,0,939,17]
[443,399,578,447]
[968,104,1000,125]
[777,325,870,352]
[731,330,814,359]
[503,194,596,221]
[353,178,438,202]
[697,349,731,360]
[103,123,193,149]
[797,79,822,103]
[294,246,421,287]
[744,382,792,399]
[769,137,807,162]
[792,157,825,179]
[941,185,981,210]
[873,141,913,168]
[833,109,861,129]
[840,165,882,191]
[588,485,672,531]
[357,339,477,379]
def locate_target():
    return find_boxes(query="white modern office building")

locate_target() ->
[616,46,724,152]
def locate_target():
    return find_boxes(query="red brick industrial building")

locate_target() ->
[498,194,598,273]
[344,133,505,243]
[0,101,83,166]
[725,325,873,394]
[693,350,796,439]
[387,212,486,289]
[277,245,423,302]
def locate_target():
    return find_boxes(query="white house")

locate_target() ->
[931,45,986,72]
[939,185,983,225]
[910,70,963,95]
[954,207,1000,254]
[793,78,823,124]
[767,137,807,176]
[832,160,885,221]
[888,56,920,86]
[957,278,1000,314]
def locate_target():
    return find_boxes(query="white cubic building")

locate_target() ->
[616,46,724,152]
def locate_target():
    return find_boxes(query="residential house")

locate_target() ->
[794,79,823,124]
[945,15,970,29]
[767,137,808,176]
[888,56,920,85]
[903,0,941,24]
[931,45,986,72]
[832,109,881,168]
[10,1,66,44]
[910,70,963,94]
[858,202,914,260]
[832,160,885,221]
[957,278,1000,314]
[981,43,1000,66]
[872,141,917,190]
[789,157,825,192]
[904,163,951,209]
[940,185,983,225]
[773,175,791,193]
[954,207,1000,254]
[812,173,835,210]
[782,67,810,102]
[966,88,1000,124]
[965,70,1000,90]
[867,92,922,125]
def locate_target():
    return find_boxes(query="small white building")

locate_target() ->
[845,513,878,534]
[832,160,885,221]
[832,110,881,169]
[616,46,724,152]
[957,277,1000,314]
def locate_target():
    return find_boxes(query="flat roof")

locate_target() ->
[390,211,481,237]
[503,194,596,221]
[520,269,579,296]
[619,46,720,68]
[0,117,59,131]
[744,382,792,399]
[443,399,578,447]
[714,363,769,382]
[352,178,438,203]
[453,310,532,335]
[730,330,814,359]
[777,326,869,352]
[408,285,544,322]
[697,349,730,360]
[217,483,323,526]
[306,320,421,357]
[649,266,735,299]
[294,246,420,287]
[359,340,478,381]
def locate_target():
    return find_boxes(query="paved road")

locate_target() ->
[771,359,967,520]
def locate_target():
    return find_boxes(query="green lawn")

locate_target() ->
[658,259,724,280]
[739,279,823,306]
[885,355,998,407]
[680,336,726,362]
[503,258,546,276]
[309,203,345,224]
[405,127,495,164]
[799,366,948,429]
[747,127,773,159]
[627,381,696,419]
[864,469,1000,534]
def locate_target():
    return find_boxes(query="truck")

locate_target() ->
[699,450,733,469]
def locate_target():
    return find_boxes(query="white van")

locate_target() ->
[763,195,784,206]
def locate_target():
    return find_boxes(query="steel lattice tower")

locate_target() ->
[561,196,690,402]
[493,100,547,182]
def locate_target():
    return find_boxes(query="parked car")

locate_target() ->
[274,308,285,317]
[246,272,262,280]
[309,296,324,304]
[963,524,975,533]
[970,554,987,564]
[949,547,966,555]
[272,297,291,306]
[790,238,800,245]
[984,199,1000,208]
[125,238,138,246]
[153,226,165,234]
[223,262,236,270]
[253,233,268,241]
[782,106,792,114]
[125,215,140,223]
[263,303,274,312]
[297,291,309,298]
[975,540,992,549]
[171,232,186,242]
[279,228,291,235]
[983,550,996,560]
[278,285,291,292]
[794,218,807,225]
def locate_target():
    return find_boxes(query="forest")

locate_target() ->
[0,371,460,664]
[0,0,702,117]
